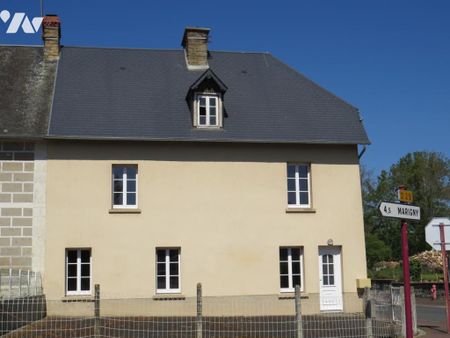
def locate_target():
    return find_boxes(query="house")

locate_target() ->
[1,16,370,314]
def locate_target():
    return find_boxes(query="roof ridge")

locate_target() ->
[61,45,183,52]
[60,45,270,55]
[0,44,43,48]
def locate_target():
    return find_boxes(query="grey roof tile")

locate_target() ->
[0,46,57,138]
[2,45,369,145]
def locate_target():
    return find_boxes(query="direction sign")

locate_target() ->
[425,217,450,251]
[379,202,421,220]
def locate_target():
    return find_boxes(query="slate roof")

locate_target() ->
[48,47,370,145]
[0,46,56,138]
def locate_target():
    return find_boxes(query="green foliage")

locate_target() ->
[369,266,401,280]
[362,151,450,265]
[420,272,443,281]
[365,233,392,268]
[409,259,422,281]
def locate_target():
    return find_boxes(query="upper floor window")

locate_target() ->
[287,164,311,208]
[195,94,220,127]
[112,165,138,208]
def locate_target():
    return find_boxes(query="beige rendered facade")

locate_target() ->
[43,140,367,314]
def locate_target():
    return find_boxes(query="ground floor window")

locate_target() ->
[279,247,303,292]
[156,248,180,293]
[66,248,91,295]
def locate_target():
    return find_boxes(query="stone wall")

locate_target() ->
[0,141,35,269]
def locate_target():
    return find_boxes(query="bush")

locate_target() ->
[410,259,422,281]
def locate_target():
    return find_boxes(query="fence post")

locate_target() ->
[197,283,203,338]
[34,272,38,296]
[18,269,22,297]
[8,268,12,298]
[94,284,100,337]
[364,287,373,338]
[400,286,406,337]
[27,270,30,297]
[295,285,303,338]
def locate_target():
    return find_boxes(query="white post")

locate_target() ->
[8,268,12,298]
[27,270,31,296]
[34,272,38,296]
[18,269,22,297]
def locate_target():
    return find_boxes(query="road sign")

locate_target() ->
[398,190,413,203]
[379,202,420,220]
[425,217,450,251]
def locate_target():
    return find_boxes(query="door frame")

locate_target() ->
[318,246,343,312]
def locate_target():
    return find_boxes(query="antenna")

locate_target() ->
[40,0,44,17]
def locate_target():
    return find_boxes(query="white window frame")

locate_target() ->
[112,165,138,209]
[156,248,181,294]
[195,93,221,128]
[287,164,311,208]
[65,249,92,296]
[279,247,304,293]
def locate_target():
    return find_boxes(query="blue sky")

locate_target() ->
[1,0,449,176]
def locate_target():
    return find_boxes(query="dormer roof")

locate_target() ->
[188,69,228,95]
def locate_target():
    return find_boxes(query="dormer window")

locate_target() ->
[196,94,220,127]
[187,69,227,129]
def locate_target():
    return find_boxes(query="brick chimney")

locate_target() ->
[42,15,61,61]
[181,27,210,70]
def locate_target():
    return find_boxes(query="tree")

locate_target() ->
[362,152,450,266]
[365,232,392,268]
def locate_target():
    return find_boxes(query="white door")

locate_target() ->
[319,246,343,311]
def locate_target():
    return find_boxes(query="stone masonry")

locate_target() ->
[0,141,35,269]
[182,27,210,68]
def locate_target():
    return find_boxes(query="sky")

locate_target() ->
[0,0,449,176]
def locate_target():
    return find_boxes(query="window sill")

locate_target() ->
[278,292,309,300]
[193,126,222,130]
[109,208,142,214]
[153,294,186,301]
[285,207,316,213]
[62,295,94,302]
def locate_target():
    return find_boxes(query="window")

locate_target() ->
[66,249,91,295]
[321,254,335,286]
[112,165,137,208]
[287,164,311,207]
[156,248,180,293]
[196,94,219,127]
[279,247,303,292]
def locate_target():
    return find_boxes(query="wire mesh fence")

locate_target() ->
[0,269,43,299]
[0,284,403,338]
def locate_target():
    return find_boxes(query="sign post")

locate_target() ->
[400,220,413,338]
[425,217,450,333]
[379,188,420,338]
[439,222,450,334]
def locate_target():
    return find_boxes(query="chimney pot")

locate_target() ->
[182,27,210,70]
[42,15,61,62]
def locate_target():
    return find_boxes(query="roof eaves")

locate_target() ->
[45,134,369,145]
